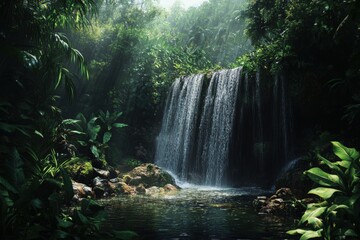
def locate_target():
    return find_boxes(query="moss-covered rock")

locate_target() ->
[66,160,94,185]
[127,163,177,188]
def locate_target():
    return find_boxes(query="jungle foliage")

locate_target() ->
[288,142,360,239]
[241,0,360,131]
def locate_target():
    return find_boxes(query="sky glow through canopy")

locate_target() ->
[158,0,208,9]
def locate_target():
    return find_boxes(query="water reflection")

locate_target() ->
[102,188,296,239]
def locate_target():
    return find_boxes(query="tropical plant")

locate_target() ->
[60,111,127,162]
[288,141,360,240]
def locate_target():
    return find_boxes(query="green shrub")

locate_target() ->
[288,142,360,239]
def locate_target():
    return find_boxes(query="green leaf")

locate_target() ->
[0,176,18,194]
[113,123,127,128]
[75,211,89,224]
[300,206,326,225]
[87,117,101,141]
[305,167,342,188]
[77,140,87,146]
[332,141,360,162]
[308,187,340,199]
[0,189,14,207]
[34,130,44,138]
[287,229,307,235]
[57,217,73,228]
[60,168,74,202]
[91,145,99,158]
[299,230,322,240]
[103,132,112,144]
[62,119,81,125]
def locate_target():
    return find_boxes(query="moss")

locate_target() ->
[122,175,132,184]
[65,158,94,184]
[80,162,93,175]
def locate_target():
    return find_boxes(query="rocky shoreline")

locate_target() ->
[71,163,179,201]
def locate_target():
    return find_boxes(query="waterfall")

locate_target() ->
[155,74,205,181]
[155,68,293,187]
[199,68,241,186]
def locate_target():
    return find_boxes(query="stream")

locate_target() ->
[102,187,297,240]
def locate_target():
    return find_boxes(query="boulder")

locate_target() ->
[127,163,177,188]
[66,161,94,185]
[163,184,178,192]
[92,177,113,198]
[93,167,111,179]
[116,182,136,195]
[128,176,142,186]
[254,188,306,216]
[136,184,146,195]
[145,186,165,196]
[72,181,95,201]
[123,175,132,184]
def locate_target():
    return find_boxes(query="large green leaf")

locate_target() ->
[113,123,127,128]
[87,117,101,141]
[305,167,343,188]
[332,141,360,162]
[299,230,322,240]
[287,229,307,235]
[91,145,100,158]
[300,206,327,224]
[308,187,340,200]
[103,132,112,144]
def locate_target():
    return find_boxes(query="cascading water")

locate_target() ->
[155,68,293,187]
[197,68,241,186]
[155,74,204,181]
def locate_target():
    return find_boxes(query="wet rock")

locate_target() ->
[72,181,95,201]
[145,186,165,196]
[253,196,267,210]
[254,188,306,216]
[275,188,293,200]
[118,182,137,195]
[109,178,121,183]
[128,163,177,188]
[136,184,146,195]
[163,184,178,192]
[93,167,111,179]
[66,161,94,185]
[92,177,113,198]
[128,176,142,186]
[123,175,132,184]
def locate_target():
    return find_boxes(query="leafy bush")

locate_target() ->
[288,142,360,239]
[123,158,143,169]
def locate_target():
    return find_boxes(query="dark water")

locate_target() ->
[102,187,297,240]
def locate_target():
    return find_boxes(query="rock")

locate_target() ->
[123,175,132,184]
[163,184,178,192]
[275,188,294,200]
[128,176,143,186]
[118,182,137,195]
[145,186,165,196]
[107,166,118,179]
[109,178,121,183]
[92,177,113,198]
[72,181,95,201]
[136,184,146,195]
[93,167,111,179]
[66,161,94,185]
[254,188,306,216]
[253,196,268,210]
[128,163,177,188]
